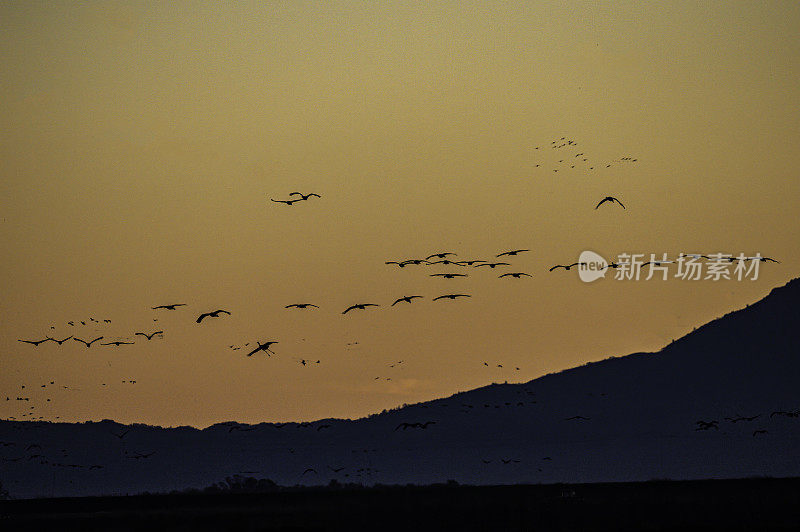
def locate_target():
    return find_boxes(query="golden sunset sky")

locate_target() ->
[2,1,798,427]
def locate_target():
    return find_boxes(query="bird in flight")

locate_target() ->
[430,273,467,279]
[595,196,625,209]
[246,341,278,357]
[724,414,760,423]
[747,256,780,263]
[391,295,423,306]
[342,303,380,314]
[271,198,303,205]
[454,260,486,266]
[425,252,456,260]
[18,339,52,346]
[496,249,529,257]
[46,336,73,345]
[289,192,321,200]
[499,272,532,278]
[135,331,163,340]
[428,259,463,266]
[152,304,186,310]
[285,303,319,309]
[73,337,103,348]
[196,309,231,323]
[101,341,134,346]
[549,262,586,271]
[432,294,471,301]
[475,262,510,269]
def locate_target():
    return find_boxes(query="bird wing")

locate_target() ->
[595,198,608,209]
[342,306,356,314]
[245,346,262,357]
[196,313,209,323]
[613,197,626,209]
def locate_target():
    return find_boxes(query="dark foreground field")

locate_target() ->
[2,477,799,531]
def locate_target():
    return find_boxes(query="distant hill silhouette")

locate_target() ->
[2,278,799,498]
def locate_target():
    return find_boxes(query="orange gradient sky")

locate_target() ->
[2,1,799,427]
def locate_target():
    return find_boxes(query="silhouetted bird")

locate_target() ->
[475,262,510,269]
[391,295,423,306]
[496,249,529,257]
[747,256,780,263]
[595,196,625,209]
[246,341,278,357]
[428,259,463,266]
[695,420,719,431]
[499,272,531,278]
[285,303,319,309]
[102,341,134,346]
[152,304,186,310]
[271,198,303,205]
[430,273,467,279]
[342,303,380,314]
[303,468,317,475]
[46,336,73,345]
[770,410,800,418]
[73,337,103,348]
[425,252,456,260]
[433,294,471,301]
[455,260,486,266]
[196,310,231,323]
[724,414,760,423]
[564,415,590,421]
[111,429,130,439]
[135,331,163,340]
[290,192,321,200]
[18,339,51,346]
[549,262,585,271]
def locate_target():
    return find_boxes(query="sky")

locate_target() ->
[1,1,799,428]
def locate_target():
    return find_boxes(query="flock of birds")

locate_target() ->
[694,409,800,437]
[4,133,788,492]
